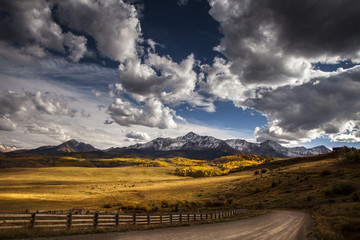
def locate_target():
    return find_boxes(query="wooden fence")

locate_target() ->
[0,209,246,230]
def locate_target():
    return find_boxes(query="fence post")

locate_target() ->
[67,212,72,229]
[94,212,99,229]
[170,214,173,224]
[147,213,151,225]
[160,214,162,224]
[133,213,137,225]
[187,213,190,222]
[200,212,203,221]
[115,213,119,227]
[194,213,196,222]
[179,213,182,224]
[31,213,36,229]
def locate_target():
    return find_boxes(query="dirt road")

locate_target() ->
[34,211,313,240]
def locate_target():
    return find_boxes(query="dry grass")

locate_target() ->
[217,157,360,239]
[0,166,253,212]
[0,153,359,239]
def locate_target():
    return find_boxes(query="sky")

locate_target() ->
[0,0,360,150]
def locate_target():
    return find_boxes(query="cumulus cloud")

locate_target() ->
[247,66,360,144]
[199,57,249,107]
[0,90,77,132]
[208,0,360,80]
[202,0,360,94]
[125,131,150,141]
[0,117,17,131]
[200,0,360,143]
[0,0,87,62]
[118,53,197,102]
[63,33,87,62]
[26,123,71,142]
[54,0,141,62]
[112,53,215,128]
[106,97,180,129]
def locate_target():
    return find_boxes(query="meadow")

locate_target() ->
[0,150,359,239]
[0,165,254,213]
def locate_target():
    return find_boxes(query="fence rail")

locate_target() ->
[0,209,246,230]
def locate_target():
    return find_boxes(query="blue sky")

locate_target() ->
[0,0,360,149]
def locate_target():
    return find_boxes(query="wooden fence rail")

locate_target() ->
[0,209,246,230]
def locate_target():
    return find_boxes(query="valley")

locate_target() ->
[0,134,359,239]
[0,149,359,239]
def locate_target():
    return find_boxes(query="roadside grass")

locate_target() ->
[216,156,360,240]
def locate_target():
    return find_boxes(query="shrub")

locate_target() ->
[346,149,360,162]
[271,181,277,188]
[352,192,360,202]
[254,170,259,175]
[103,202,114,208]
[261,168,268,173]
[254,188,261,193]
[332,182,356,195]
[175,166,223,177]
[322,170,332,176]
[120,202,137,211]
[161,200,170,208]
[136,202,152,212]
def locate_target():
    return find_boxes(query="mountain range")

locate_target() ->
[123,132,330,159]
[19,139,98,154]
[0,144,16,153]
[9,132,331,159]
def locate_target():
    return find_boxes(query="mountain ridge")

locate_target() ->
[124,132,330,158]
[19,139,99,154]
[17,132,331,159]
[0,144,17,153]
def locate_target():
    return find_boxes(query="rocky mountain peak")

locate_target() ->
[184,132,200,139]
[0,144,16,152]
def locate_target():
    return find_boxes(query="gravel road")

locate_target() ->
[33,210,312,240]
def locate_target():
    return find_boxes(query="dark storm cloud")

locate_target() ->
[267,0,360,59]
[205,0,360,143]
[208,0,360,87]
[246,66,360,143]
[0,0,87,63]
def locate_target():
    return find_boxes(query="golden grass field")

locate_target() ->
[0,166,254,212]
[0,151,359,239]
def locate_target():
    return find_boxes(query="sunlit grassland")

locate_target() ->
[220,156,360,240]
[1,151,359,239]
[0,166,254,212]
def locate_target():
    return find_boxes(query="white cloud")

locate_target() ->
[118,53,197,102]
[107,97,179,129]
[0,90,77,132]
[125,131,150,141]
[54,0,141,62]
[63,32,87,62]
[113,53,215,127]
[0,117,17,131]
